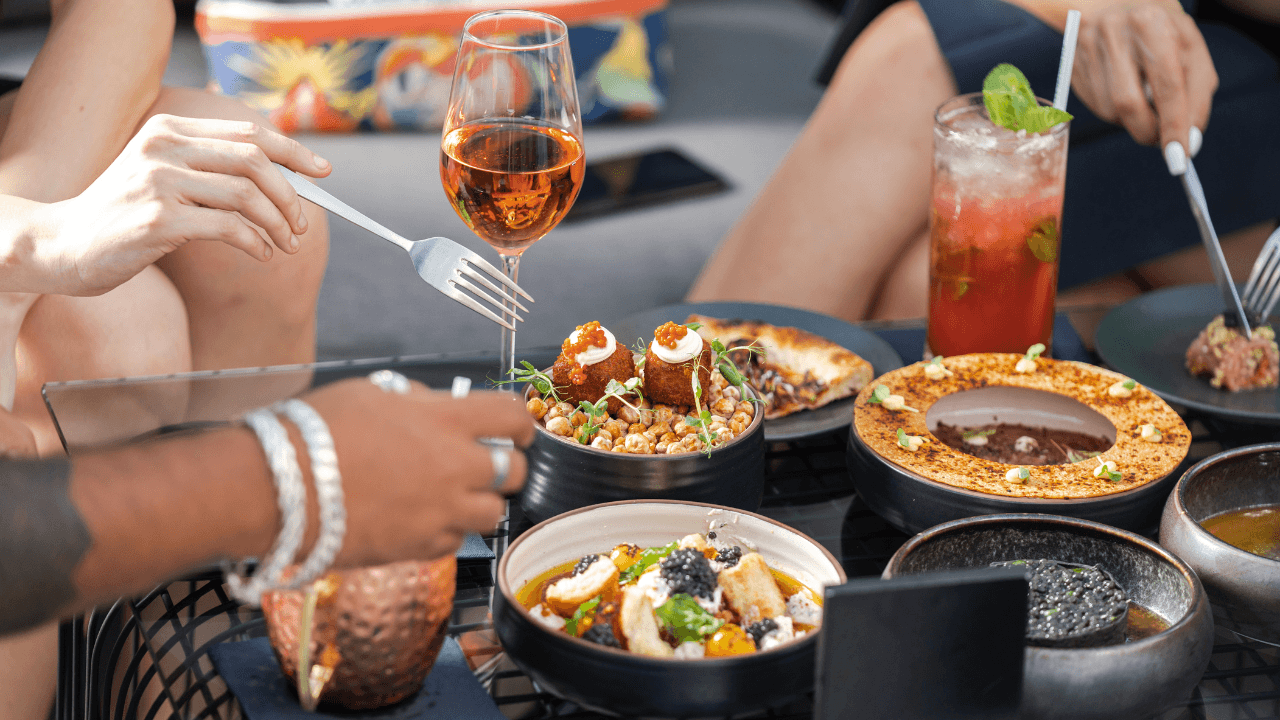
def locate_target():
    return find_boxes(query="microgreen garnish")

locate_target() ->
[870,385,891,404]
[685,337,766,456]
[1066,449,1102,464]
[619,541,678,584]
[496,360,565,402]
[1093,457,1122,483]
[574,378,645,444]
[1024,344,1046,361]
[655,594,723,643]
[686,322,703,332]
[962,428,997,440]
[564,595,601,636]
[1123,379,1136,390]
[868,384,918,412]
[1005,467,1031,483]
[982,63,1072,134]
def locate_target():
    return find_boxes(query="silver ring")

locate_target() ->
[487,442,511,491]
[368,369,411,395]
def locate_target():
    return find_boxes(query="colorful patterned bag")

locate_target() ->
[194,0,670,132]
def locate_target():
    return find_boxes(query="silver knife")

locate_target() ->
[1168,141,1252,338]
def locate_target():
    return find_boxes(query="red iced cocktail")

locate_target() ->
[927,92,1069,357]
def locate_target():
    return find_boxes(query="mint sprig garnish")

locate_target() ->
[982,63,1072,134]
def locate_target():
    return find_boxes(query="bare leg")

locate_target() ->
[688,1,954,321]
[868,229,930,320]
[144,87,330,371]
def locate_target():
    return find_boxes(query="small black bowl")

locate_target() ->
[494,500,847,717]
[883,514,1214,720]
[1160,442,1280,644]
[519,384,766,524]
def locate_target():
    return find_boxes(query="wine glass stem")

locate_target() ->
[498,254,521,390]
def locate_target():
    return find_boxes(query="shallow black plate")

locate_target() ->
[1095,284,1280,424]
[613,302,903,441]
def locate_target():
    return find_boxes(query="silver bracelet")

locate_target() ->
[224,408,307,607]
[274,399,345,589]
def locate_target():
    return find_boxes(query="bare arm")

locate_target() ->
[0,378,535,637]
[0,0,175,201]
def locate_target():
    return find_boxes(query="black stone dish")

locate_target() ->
[493,500,846,718]
[883,514,1214,720]
[846,386,1180,535]
[519,383,766,524]
[1160,442,1280,644]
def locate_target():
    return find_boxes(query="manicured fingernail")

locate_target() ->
[1163,141,1187,176]
[313,154,330,170]
[1189,126,1203,158]
[289,235,299,252]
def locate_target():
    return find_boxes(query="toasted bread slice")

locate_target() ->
[620,585,673,657]
[717,552,786,625]
[545,556,619,616]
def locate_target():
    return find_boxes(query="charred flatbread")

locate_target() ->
[688,315,873,419]
[854,354,1190,499]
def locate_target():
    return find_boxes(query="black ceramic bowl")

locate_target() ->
[847,386,1181,534]
[520,384,766,524]
[493,500,846,718]
[1160,442,1280,644]
[883,514,1214,720]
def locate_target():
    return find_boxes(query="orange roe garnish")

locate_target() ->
[561,321,608,385]
[654,321,689,350]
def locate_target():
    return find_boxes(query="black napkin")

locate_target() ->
[874,312,1091,366]
[209,635,505,720]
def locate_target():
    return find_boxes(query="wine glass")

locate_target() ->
[441,10,585,386]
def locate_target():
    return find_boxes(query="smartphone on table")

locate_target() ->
[564,147,730,223]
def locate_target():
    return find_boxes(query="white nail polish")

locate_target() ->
[1164,141,1188,176]
[1189,126,1203,158]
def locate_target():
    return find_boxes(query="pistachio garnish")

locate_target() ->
[924,356,954,380]
[1015,343,1045,374]
[1107,378,1137,398]
[1139,423,1163,442]
[896,428,925,451]
[870,384,919,412]
[1092,457,1122,482]
[1005,467,1030,484]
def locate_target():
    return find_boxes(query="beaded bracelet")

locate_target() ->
[225,408,307,607]
[275,398,346,589]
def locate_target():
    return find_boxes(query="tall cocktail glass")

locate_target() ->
[926,92,1069,357]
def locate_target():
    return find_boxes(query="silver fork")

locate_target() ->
[274,164,531,330]
[1240,226,1280,327]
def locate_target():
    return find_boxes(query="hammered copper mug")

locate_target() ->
[261,556,457,710]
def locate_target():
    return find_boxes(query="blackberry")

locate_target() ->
[715,545,743,568]
[572,554,600,577]
[582,623,621,648]
[745,618,778,647]
[660,548,717,599]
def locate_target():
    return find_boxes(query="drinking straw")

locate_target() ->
[1052,9,1082,111]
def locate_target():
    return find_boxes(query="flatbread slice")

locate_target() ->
[688,315,874,419]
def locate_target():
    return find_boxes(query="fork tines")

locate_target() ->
[1241,228,1280,326]
[461,249,535,303]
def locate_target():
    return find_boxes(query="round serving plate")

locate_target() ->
[1095,284,1280,424]
[884,513,1215,720]
[846,355,1189,535]
[612,301,904,441]
[1160,442,1280,644]
[519,382,767,524]
[493,500,847,718]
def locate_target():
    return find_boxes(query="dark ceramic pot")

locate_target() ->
[519,385,766,524]
[1160,442,1280,644]
[847,431,1181,535]
[493,500,846,718]
[883,514,1215,720]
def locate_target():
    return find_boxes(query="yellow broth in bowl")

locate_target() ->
[1200,505,1280,561]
